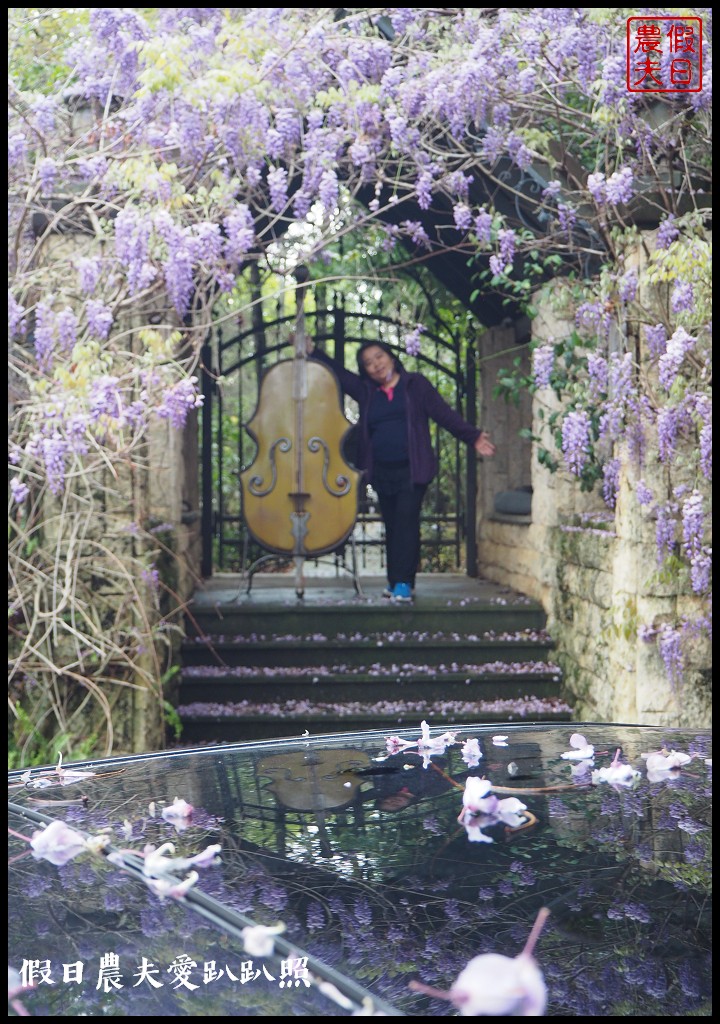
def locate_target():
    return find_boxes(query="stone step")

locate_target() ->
[175,699,574,744]
[175,574,572,747]
[177,661,563,703]
[180,630,554,669]
[185,603,548,637]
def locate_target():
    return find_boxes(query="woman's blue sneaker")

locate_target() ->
[392,582,413,603]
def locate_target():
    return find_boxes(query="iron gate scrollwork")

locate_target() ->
[200,299,477,578]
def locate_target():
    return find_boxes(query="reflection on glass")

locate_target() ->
[8,724,712,1016]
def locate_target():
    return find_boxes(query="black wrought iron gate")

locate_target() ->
[200,298,477,577]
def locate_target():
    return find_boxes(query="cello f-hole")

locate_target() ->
[307,436,352,496]
[247,436,291,497]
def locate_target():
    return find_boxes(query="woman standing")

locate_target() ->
[308,339,496,602]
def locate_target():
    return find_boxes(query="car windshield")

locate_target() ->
[8,722,712,1016]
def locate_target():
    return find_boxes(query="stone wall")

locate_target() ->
[147,409,203,605]
[475,321,541,598]
[475,294,711,729]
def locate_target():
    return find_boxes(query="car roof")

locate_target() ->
[8,722,712,1016]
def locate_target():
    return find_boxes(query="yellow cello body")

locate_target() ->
[240,357,362,557]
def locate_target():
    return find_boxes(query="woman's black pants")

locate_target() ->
[372,462,427,589]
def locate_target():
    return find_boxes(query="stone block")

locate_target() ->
[553,525,615,571]
[559,563,613,609]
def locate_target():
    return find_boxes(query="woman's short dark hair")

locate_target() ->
[356,341,404,379]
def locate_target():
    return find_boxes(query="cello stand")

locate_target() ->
[239,531,364,599]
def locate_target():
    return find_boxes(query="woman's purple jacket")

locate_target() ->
[312,349,482,486]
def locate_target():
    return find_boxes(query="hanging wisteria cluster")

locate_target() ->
[525,222,712,685]
[8,8,712,759]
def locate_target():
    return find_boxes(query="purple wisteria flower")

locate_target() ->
[635,479,654,506]
[140,840,221,878]
[643,327,667,360]
[698,422,711,479]
[658,327,696,389]
[453,202,473,233]
[409,907,549,1016]
[415,170,433,210]
[557,203,577,232]
[654,502,677,563]
[532,344,554,389]
[402,220,431,249]
[445,170,473,200]
[163,236,195,315]
[643,749,692,783]
[481,124,506,163]
[561,732,594,761]
[587,172,607,203]
[318,168,339,212]
[461,738,482,767]
[85,300,114,340]
[224,205,256,261]
[656,215,679,249]
[457,777,528,843]
[587,353,608,399]
[561,409,592,476]
[193,220,223,265]
[33,300,56,370]
[140,565,160,592]
[545,181,568,212]
[161,797,194,832]
[89,376,123,423]
[9,292,24,337]
[114,207,154,295]
[404,324,424,356]
[602,458,621,509]
[306,902,326,931]
[56,308,78,353]
[37,157,57,194]
[591,750,641,789]
[609,351,634,402]
[682,490,710,593]
[576,300,611,339]
[657,623,684,688]
[241,923,286,958]
[498,228,516,269]
[657,406,680,463]
[36,433,68,495]
[473,208,493,245]
[156,377,204,429]
[10,477,30,504]
[30,820,89,866]
[587,167,634,206]
[507,133,532,169]
[8,131,27,167]
[681,490,705,562]
[618,270,638,304]
[671,281,695,315]
[606,167,634,205]
[607,902,651,924]
[76,257,103,295]
[31,95,57,133]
